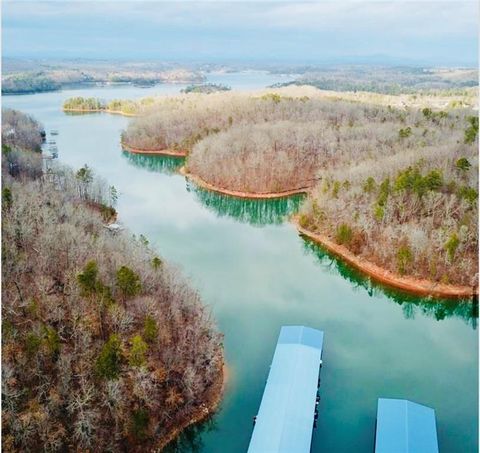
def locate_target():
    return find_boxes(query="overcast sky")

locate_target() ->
[2,1,478,66]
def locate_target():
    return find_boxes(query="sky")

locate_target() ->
[2,1,478,66]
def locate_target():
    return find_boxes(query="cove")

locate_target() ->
[2,75,478,453]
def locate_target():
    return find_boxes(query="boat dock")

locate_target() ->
[375,398,439,453]
[248,325,324,453]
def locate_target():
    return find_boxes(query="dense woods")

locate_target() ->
[122,87,478,287]
[63,97,150,115]
[2,110,223,451]
[297,107,478,287]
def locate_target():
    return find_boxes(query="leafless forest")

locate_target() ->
[2,110,223,451]
[122,86,478,286]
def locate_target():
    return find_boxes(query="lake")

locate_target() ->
[3,72,478,453]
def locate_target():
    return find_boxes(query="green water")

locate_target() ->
[121,152,185,175]
[189,187,305,226]
[3,81,478,452]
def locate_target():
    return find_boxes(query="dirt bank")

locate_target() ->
[122,142,188,157]
[180,167,310,199]
[294,218,477,299]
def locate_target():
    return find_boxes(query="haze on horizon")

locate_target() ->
[2,1,479,67]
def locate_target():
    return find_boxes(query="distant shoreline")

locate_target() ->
[63,107,138,117]
[293,218,477,300]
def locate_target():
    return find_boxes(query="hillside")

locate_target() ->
[120,87,478,290]
[2,110,223,451]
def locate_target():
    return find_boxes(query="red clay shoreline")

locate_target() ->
[179,169,477,299]
[180,166,310,199]
[293,217,477,300]
[122,142,188,157]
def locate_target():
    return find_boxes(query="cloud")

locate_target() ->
[2,1,478,65]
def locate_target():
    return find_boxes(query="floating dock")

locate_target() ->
[248,325,324,453]
[375,398,439,453]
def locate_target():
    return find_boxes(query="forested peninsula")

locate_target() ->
[2,109,224,451]
[113,86,478,295]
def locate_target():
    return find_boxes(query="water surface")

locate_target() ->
[3,73,478,453]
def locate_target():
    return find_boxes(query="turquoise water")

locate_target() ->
[3,75,478,452]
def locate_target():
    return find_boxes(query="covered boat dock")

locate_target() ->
[375,398,439,453]
[248,325,324,453]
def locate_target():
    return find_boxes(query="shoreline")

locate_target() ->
[294,218,477,300]
[83,190,225,450]
[63,107,138,117]
[122,142,188,157]
[180,166,310,199]
[158,358,226,451]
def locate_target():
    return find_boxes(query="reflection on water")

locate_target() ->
[164,417,217,453]
[64,111,103,116]
[122,151,185,175]
[302,236,478,327]
[189,184,305,226]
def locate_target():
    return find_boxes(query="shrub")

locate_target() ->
[398,127,412,138]
[374,204,385,221]
[458,186,478,206]
[397,244,413,275]
[129,335,148,367]
[424,170,443,192]
[43,326,61,356]
[335,223,353,245]
[25,332,42,358]
[456,157,471,171]
[96,334,122,380]
[422,108,432,118]
[116,266,142,300]
[464,116,478,144]
[143,316,158,343]
[99,204,116,222]
[2,187,12,210]
[130,408,150,441]
[377,178,390,207]
[76,165,93,184]
[363,177,376,193]
[332,181,341,198]
[394,167,442,196]
[444,233,460,262]
[77,261,99,295]
[298,213,310,228]
[261,93,282,103]
[151,257,162,270]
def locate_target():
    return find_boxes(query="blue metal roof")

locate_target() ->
[375,398,439,453]
[248,326,324,453]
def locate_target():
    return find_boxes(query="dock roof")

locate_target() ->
[375,398,439,453]
[248,325,324,453]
